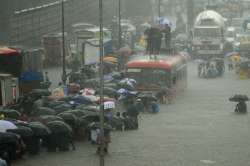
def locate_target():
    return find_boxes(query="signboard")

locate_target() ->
[104,101,115,110]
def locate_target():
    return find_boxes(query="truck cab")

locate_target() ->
[192,10,225,59]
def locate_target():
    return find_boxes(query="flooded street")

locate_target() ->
[13,62,250,166]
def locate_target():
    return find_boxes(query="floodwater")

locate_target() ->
[14,62,250,166]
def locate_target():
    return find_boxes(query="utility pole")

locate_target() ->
[99,0,105,165]
[158,0,161,23]
[61,0,66,85]
[118,0,122,49]
[187,0,194,34]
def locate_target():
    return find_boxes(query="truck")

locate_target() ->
[234,17,250,58]
[192,10,225,59]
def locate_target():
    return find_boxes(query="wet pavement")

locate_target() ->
[14,62,250,166]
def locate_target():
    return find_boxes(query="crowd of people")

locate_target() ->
[198,59,225,78]
[0,63,162,165]
[144,24,171,54]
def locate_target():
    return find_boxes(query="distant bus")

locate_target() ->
[125,55,187,103]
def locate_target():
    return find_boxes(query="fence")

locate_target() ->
[10,0,117,47]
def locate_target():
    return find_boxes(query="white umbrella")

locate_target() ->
[0,120,17,132]
[194,59,206,64]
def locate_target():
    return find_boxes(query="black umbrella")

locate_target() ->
[0,109,20,119]
[78,118,89,128]
[104,83,118,89]
[58,113,78,128]
[111,72,123,80]
[30,89,51,96]
[239,61,250,69]
[229,94,249,102]
[83,106,100,112]
[53,104,72,114]
[39,115,64,124]
[47,101,66,108]
[0,132,19,145]
[47,121,72,134]
[7,126,34,137]
[29,89,51,100]
[28,122,51,137]
[35,107,56,116]
[64,109,86,117]
[81,113,108,123]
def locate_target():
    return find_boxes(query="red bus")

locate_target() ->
[125,55,187,103]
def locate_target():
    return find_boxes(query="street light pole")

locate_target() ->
[187,0,194,35]
[99,0,105,165]
[158,0,161,23]
[61,0,66,85]
[118,0,122,49]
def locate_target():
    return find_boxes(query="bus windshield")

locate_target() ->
[126,68,170,87]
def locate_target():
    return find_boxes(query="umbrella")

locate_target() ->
[96,87,118,98]
[58,113,78,128]
[194,59,206,64]
[118,82,135,91]
[141,22,151,28]
[0,132,19,145]
[64,109,86,117]
[35,107,56,116]
[30,89,51,98]
[110,72,123,80]
[225,52,239,57]
[104,82,118,89]
[0,109,21,119]
[47,100,66,108]
[103,56,117,64]
[120,78,136,85]
[117,47,132,56]
[239,61,250,69]
[117,88,137,96]
[81,88,95,96]
[81,113,108,123]
[137,92,157,101]
[229,95,249,102]
[157,17,172,26]
[28,122,51,137]
[80,105,100,112]
[211,57,224,62]
[53,103,72,114]
[0,120,17,132]
[117,88,128,94]
[39,115,64,124]
[71,95,93,105]
[47,121,72,134]
[7,126,33,137]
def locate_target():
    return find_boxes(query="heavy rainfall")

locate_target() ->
[0,0,250,166]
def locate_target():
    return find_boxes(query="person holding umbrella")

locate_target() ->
[235,101,247,113]
[229,94,248,113]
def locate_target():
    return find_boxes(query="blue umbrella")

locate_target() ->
[225,52,239,57]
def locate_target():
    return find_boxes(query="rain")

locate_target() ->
[1,0,250,166]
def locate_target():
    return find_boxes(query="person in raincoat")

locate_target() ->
[127,100,139,129]
[164,24,171,51]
